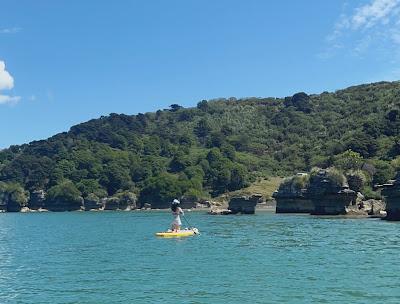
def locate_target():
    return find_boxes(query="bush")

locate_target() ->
[372,160,395,185]
[278,174,309,193]
[326,167,346,187]
[362,187,382,200]
[47,180,82,204]
[0,182,30,208]
[346,170,368,192]
[333,150,363,171]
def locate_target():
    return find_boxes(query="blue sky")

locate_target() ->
[1,0,400,148]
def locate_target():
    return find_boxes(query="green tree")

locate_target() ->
[333,150,364,171]
[194,119,212,139]
[372,160,395,185]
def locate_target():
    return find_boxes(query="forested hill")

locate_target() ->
[1,81,400,205]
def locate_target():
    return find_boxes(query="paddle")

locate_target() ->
[182,213,199,235]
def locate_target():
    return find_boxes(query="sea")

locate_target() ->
[0,210,399,303]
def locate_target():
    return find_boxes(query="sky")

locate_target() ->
[1,0,400,148]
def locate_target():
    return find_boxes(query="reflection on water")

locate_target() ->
[0,211,399,303]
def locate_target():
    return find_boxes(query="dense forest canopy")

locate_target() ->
[1,81,400,205]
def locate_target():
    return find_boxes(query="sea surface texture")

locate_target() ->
[0,211,399,303]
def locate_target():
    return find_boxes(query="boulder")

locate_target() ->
[208,208,232,215]
[361,199,386,216]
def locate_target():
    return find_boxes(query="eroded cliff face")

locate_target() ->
[381,174,400,220]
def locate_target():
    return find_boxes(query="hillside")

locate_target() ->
[1,81,400,208]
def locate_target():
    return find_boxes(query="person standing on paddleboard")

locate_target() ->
[171,199,184,232]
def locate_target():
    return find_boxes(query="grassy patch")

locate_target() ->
[214,177,283,203]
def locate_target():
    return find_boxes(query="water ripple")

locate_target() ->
[0,212,400,303]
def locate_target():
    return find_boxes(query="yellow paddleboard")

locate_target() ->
[155,228,199,237]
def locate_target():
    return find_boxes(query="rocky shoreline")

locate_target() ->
[3,170,400,222]
[0,188,213,213]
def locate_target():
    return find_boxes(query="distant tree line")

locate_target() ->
[1,81,400,206]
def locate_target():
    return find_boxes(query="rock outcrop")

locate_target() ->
[228,195,262,214]
[115,192,137,210]
[307,170,358,215]
[208,208,232,215]
[0,186,30,212]
[83,194,103,211]
[381,173,400,220]
[275,170,364,215]
[101,192,137,210]
[44,197,84,212]
[273,173,314,213]
[28,190,46,210]
[102,197,121,210]
[180,196,198,209]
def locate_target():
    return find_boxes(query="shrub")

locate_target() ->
[346,170,368,192]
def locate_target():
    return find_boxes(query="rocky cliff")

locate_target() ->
[381,173,400,220]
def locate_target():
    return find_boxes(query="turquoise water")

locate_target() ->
[0,211,400,303]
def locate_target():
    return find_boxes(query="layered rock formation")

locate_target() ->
[44,196,83,212]
[308,170,358,215]
[273,173,314,213]
[228,194,262,214]
[274,169,365,215]
[381,173,400,220]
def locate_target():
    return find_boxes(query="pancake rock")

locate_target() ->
[381,173,400,220]
[273,173,314,213]
[228,194,262,214]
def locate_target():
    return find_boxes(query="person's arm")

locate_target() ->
[179,207,184,215]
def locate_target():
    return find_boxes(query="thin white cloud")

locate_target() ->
[0,27,21,34]
[351,0,399,29]
[321,0,400,59]
[0,95,20,105]
[0,61,20,105]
